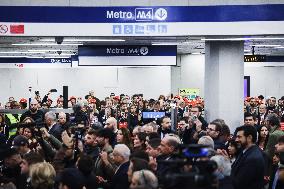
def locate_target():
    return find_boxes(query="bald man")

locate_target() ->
[20,99,45,123]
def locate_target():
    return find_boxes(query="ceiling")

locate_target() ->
[0,35,284,58]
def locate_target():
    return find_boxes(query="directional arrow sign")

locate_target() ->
[140,47,149,55]
[155,8,167,20]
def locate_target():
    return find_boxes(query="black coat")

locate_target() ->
[231,145,265,189]
[110,161,130,189]
[48,123,63,141]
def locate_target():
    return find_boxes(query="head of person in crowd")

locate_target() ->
[20,152,44,175]
[84,129,98,148]
[227,139,239,160]
[130,170,158,189]
[235,125,257,150]
[190,106,202,118]
[96,128,115,149]
[130,104,137,114]
[8,96,15,103]
[12,135,30,155]
[5,102,11,109]
[249,97,257,107]
[268,96,277,107]
[244,112,257,126]
[198,135,214,150]
[58,112,67,126]
[23,126,34,140]
[275,135,284,153]
[206,121,222,140]
[3,148,22,169]
[219,123,231,143]
[259,104,267,115]
[153,101,161,112]
[117,127,133,149]
[19,98,28,109]
[257,125,269,145]
[160,116,171,131]
[112,144,131,166]
[10,101,21,109]
[127,158,150,182]
[159,134,181,156]
[29,162,56,189]
[30,99,39,113]
[105,117,118,133]
[210,155,231,179]
[45,111,57,127]
[142,124,155,134]
[76,154,94,176]
[279,96,284,107]
[265,113,280,130]
[134,132,147,151]
[41,102,49,109]
[146,138,161,158]
[177,118,188,132]
[132,126,142,137]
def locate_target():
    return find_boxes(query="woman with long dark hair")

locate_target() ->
[117,127,133,150]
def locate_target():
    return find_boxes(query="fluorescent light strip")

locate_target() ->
[202,37,284,41]
[28,49,73,52]
[0,51,46,54]
[250,45,282,47]
[12,43,83,46]
[0,55,28,58]
[40,38,125,42]
[152,43,179,45]
[26,56,70,59]
[275,46,284,49]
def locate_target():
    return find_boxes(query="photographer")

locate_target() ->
[190,106,208,130]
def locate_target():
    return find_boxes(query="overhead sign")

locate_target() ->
[179,88,200,99]
[78,45,176,66]
[0,5,284,36]
[0,58,72,68]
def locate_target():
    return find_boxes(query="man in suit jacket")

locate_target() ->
[45,111,63,141]
[231,125,265,189]
[110,144,130,189]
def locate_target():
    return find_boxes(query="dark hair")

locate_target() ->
[244,112,256,120]
[97,128,115,145]
[23,152,44,165]
[160,116,170,124]
[87,129,98,136]
[130,151,150,162]
[209,121,222,133]
[278,135,284,144]
[130,158,150,172]
[148,138,161,149]
[266,114,280,127]
[119,128,133,150]
[257,125,269,148]
[235,125,257,143]
[77,154,94,176]
[147,132,160,140]
[192,106,202,113]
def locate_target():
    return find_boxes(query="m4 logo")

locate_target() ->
[135,8,153,21]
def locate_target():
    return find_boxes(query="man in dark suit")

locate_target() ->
[231,125,265,189]
[45,111,63,141]
[110,144,130,189]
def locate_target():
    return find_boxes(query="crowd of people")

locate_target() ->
[1,90,284,189]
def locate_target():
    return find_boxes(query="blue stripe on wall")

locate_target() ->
[0,5,284,23]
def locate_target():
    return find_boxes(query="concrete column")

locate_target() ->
[204,41,244,133]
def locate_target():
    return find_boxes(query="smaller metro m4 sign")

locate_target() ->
[10,24,24,34]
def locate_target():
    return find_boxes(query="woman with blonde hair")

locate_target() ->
[29,162,56,189]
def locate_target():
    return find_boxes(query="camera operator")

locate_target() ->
[20,100,44,123]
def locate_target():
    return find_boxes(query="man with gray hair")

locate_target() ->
[110,144,130,189]
[157,134,181,180]
[45,111,63,141]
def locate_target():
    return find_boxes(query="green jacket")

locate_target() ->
[265,125,284,160]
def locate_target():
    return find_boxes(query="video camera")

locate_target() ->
[158,144,217,189]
